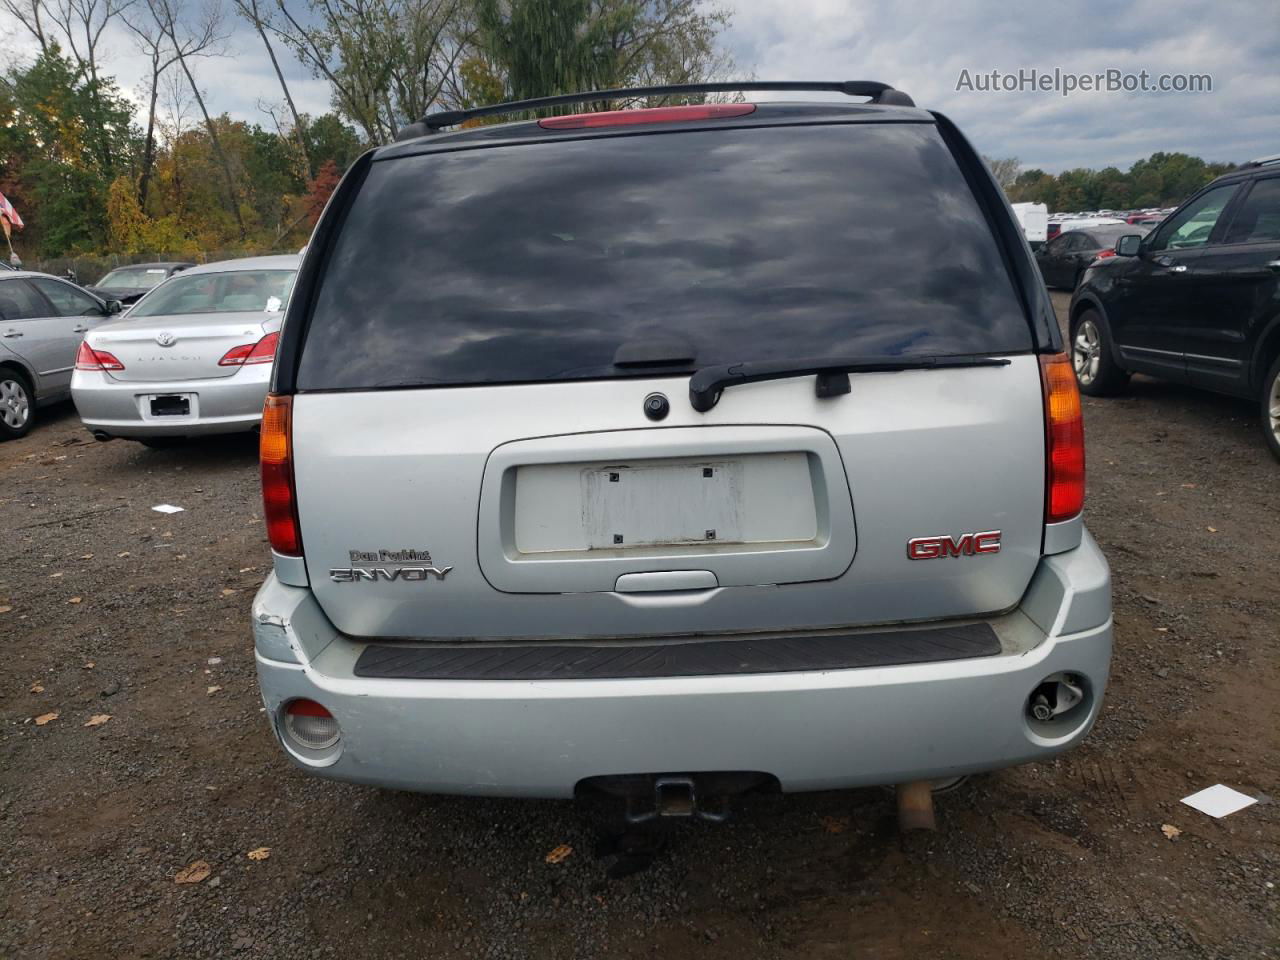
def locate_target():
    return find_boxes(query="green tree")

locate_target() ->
[473,0,734,108]
[475,0,603,102]
[0,48,138,255]
[274,0,470,144]
[302,113,366,171]
[1005,152,1236,212]
[1094,166,1130,210]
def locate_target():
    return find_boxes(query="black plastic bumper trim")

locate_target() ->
[351,623,1001,681]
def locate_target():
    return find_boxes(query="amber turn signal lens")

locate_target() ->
[260,394,301,555]
[1040,353,1085,523]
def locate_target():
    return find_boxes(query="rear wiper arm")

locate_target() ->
[688,355,1012,412]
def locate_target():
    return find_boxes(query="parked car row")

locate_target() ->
[1046,207,1173,240]
[0,255,298,441]
[1034,223,1151,290]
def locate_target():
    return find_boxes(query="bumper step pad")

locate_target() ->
[352,623,1000,681]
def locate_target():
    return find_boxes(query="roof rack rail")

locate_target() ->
[1243,153,1280,168]
[396,80,914,140]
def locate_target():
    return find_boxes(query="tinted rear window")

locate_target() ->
[298,123,1031,390]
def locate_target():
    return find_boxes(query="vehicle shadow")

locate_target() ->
[26,399,261,468]
[120,430,261,468]
[336,777,916,880]
[278,772,1019,955]
[29,397,82,430]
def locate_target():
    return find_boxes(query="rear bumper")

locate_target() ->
[253,530,1113,798]
[70,366,269,437]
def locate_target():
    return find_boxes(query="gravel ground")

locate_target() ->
[2,293,1277,959]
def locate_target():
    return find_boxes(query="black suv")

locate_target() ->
[1067,155,1280,459]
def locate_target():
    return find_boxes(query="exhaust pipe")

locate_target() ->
[896,780,936,832]
[91,431,112,442]
[1028,673,1085,723]
[1030,692,1054,722]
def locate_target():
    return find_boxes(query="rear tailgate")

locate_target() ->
[286,117,1050,640]
[293,358,1044,638]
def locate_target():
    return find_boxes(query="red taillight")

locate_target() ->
[538,103,756,130]
[74,341,125,371]
[219,343,254,366]
[1093,249,1116,260]
[261,394,301,555]
[219,332,280,366]
[245,332,279,364]
[1040,354,1085,523]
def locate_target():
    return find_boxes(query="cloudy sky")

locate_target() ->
[2,0,1276,172]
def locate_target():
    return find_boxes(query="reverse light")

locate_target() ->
[1040,353,1085,523]
[219,331,280,366]
[261,393,301,555]
[282,699,339,749]
[74,342,125,371]
[538,103,756,130]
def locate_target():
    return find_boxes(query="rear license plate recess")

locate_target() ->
[149,395,190,417]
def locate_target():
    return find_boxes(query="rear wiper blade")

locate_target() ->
[688,354,1012,412]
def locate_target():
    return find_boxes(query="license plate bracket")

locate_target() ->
[149,394,190,417]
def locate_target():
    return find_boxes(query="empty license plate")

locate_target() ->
[150,395,190,417]
[583,460,745,548]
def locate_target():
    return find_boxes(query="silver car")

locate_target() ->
[72,255,299,446]
[252,84,1112,826]
[0,271,120,440]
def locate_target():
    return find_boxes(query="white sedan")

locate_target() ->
[72,254,299,447]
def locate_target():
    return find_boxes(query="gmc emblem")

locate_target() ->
[907,531,1001,560]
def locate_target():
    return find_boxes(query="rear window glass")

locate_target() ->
[298,123,1031,390]
[97,267,169,291]
[131,270,295,317]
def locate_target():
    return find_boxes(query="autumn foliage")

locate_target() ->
[306,161,341,226]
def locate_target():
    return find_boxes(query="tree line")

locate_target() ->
[0,0,735,259]
[988,152,1239,212]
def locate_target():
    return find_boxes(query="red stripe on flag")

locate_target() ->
[0,191,24,231]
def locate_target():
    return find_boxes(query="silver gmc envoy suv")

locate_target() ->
[252,81,1112,820]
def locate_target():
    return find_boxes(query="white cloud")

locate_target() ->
[722,0,1280,170]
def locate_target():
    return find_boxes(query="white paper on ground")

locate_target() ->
[1181,784,1257,818]
[151,504,185,514]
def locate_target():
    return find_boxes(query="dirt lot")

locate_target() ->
[2,292,1277,960]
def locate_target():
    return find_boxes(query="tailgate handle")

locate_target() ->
[614,570,719,593]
